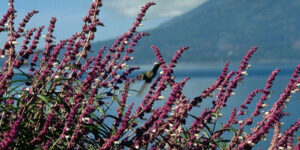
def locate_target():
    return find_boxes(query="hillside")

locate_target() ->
[93,0,300,64]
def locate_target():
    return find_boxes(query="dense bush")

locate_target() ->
[0,0,299,149]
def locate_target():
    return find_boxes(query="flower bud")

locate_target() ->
[11,41,19,45]
[152,129,156,133]
[238,120,244,124]
[241,71,248,75]
[158,95,165,100]
[95,78,100,82]
[238,136,243,141]
[246,64,251,69]
[53,62,58,68]
[247,140,254,147]
[262,103,268,108]
[218,113,223,117]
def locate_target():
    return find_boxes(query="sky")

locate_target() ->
[0,0,208,41]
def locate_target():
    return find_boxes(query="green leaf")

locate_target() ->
[83,124,99,131]
[8,84,23,95]
[53,92,70,112]
[9,79,28,84]
[90,113,98,119]
[16,68,31,78]
[128,88,139,92]
[213,138,227,150]
[203,121,213,135]
[202,129,210,138]
[37,95,51,107]
[217,139,231,143]
[0,96,19,100]
[27,118,35,124]
[214,128,230,135]
[230,126,238,135]
[113,96,122,108]
[53,77,70,82]
[0,105,18,111]
[99,107,105,116]
[74,80,82,87]
[188,113,198,120]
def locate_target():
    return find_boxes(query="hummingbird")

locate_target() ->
[136,62,160,96]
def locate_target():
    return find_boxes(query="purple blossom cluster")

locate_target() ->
[0,0,299,149]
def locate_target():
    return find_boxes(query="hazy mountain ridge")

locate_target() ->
[92,0,300,64]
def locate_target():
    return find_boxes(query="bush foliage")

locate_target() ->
[0,0,299,149]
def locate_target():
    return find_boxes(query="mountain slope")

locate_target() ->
[93,0,300,64]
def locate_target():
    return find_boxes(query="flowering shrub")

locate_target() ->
[0,0,299,149]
